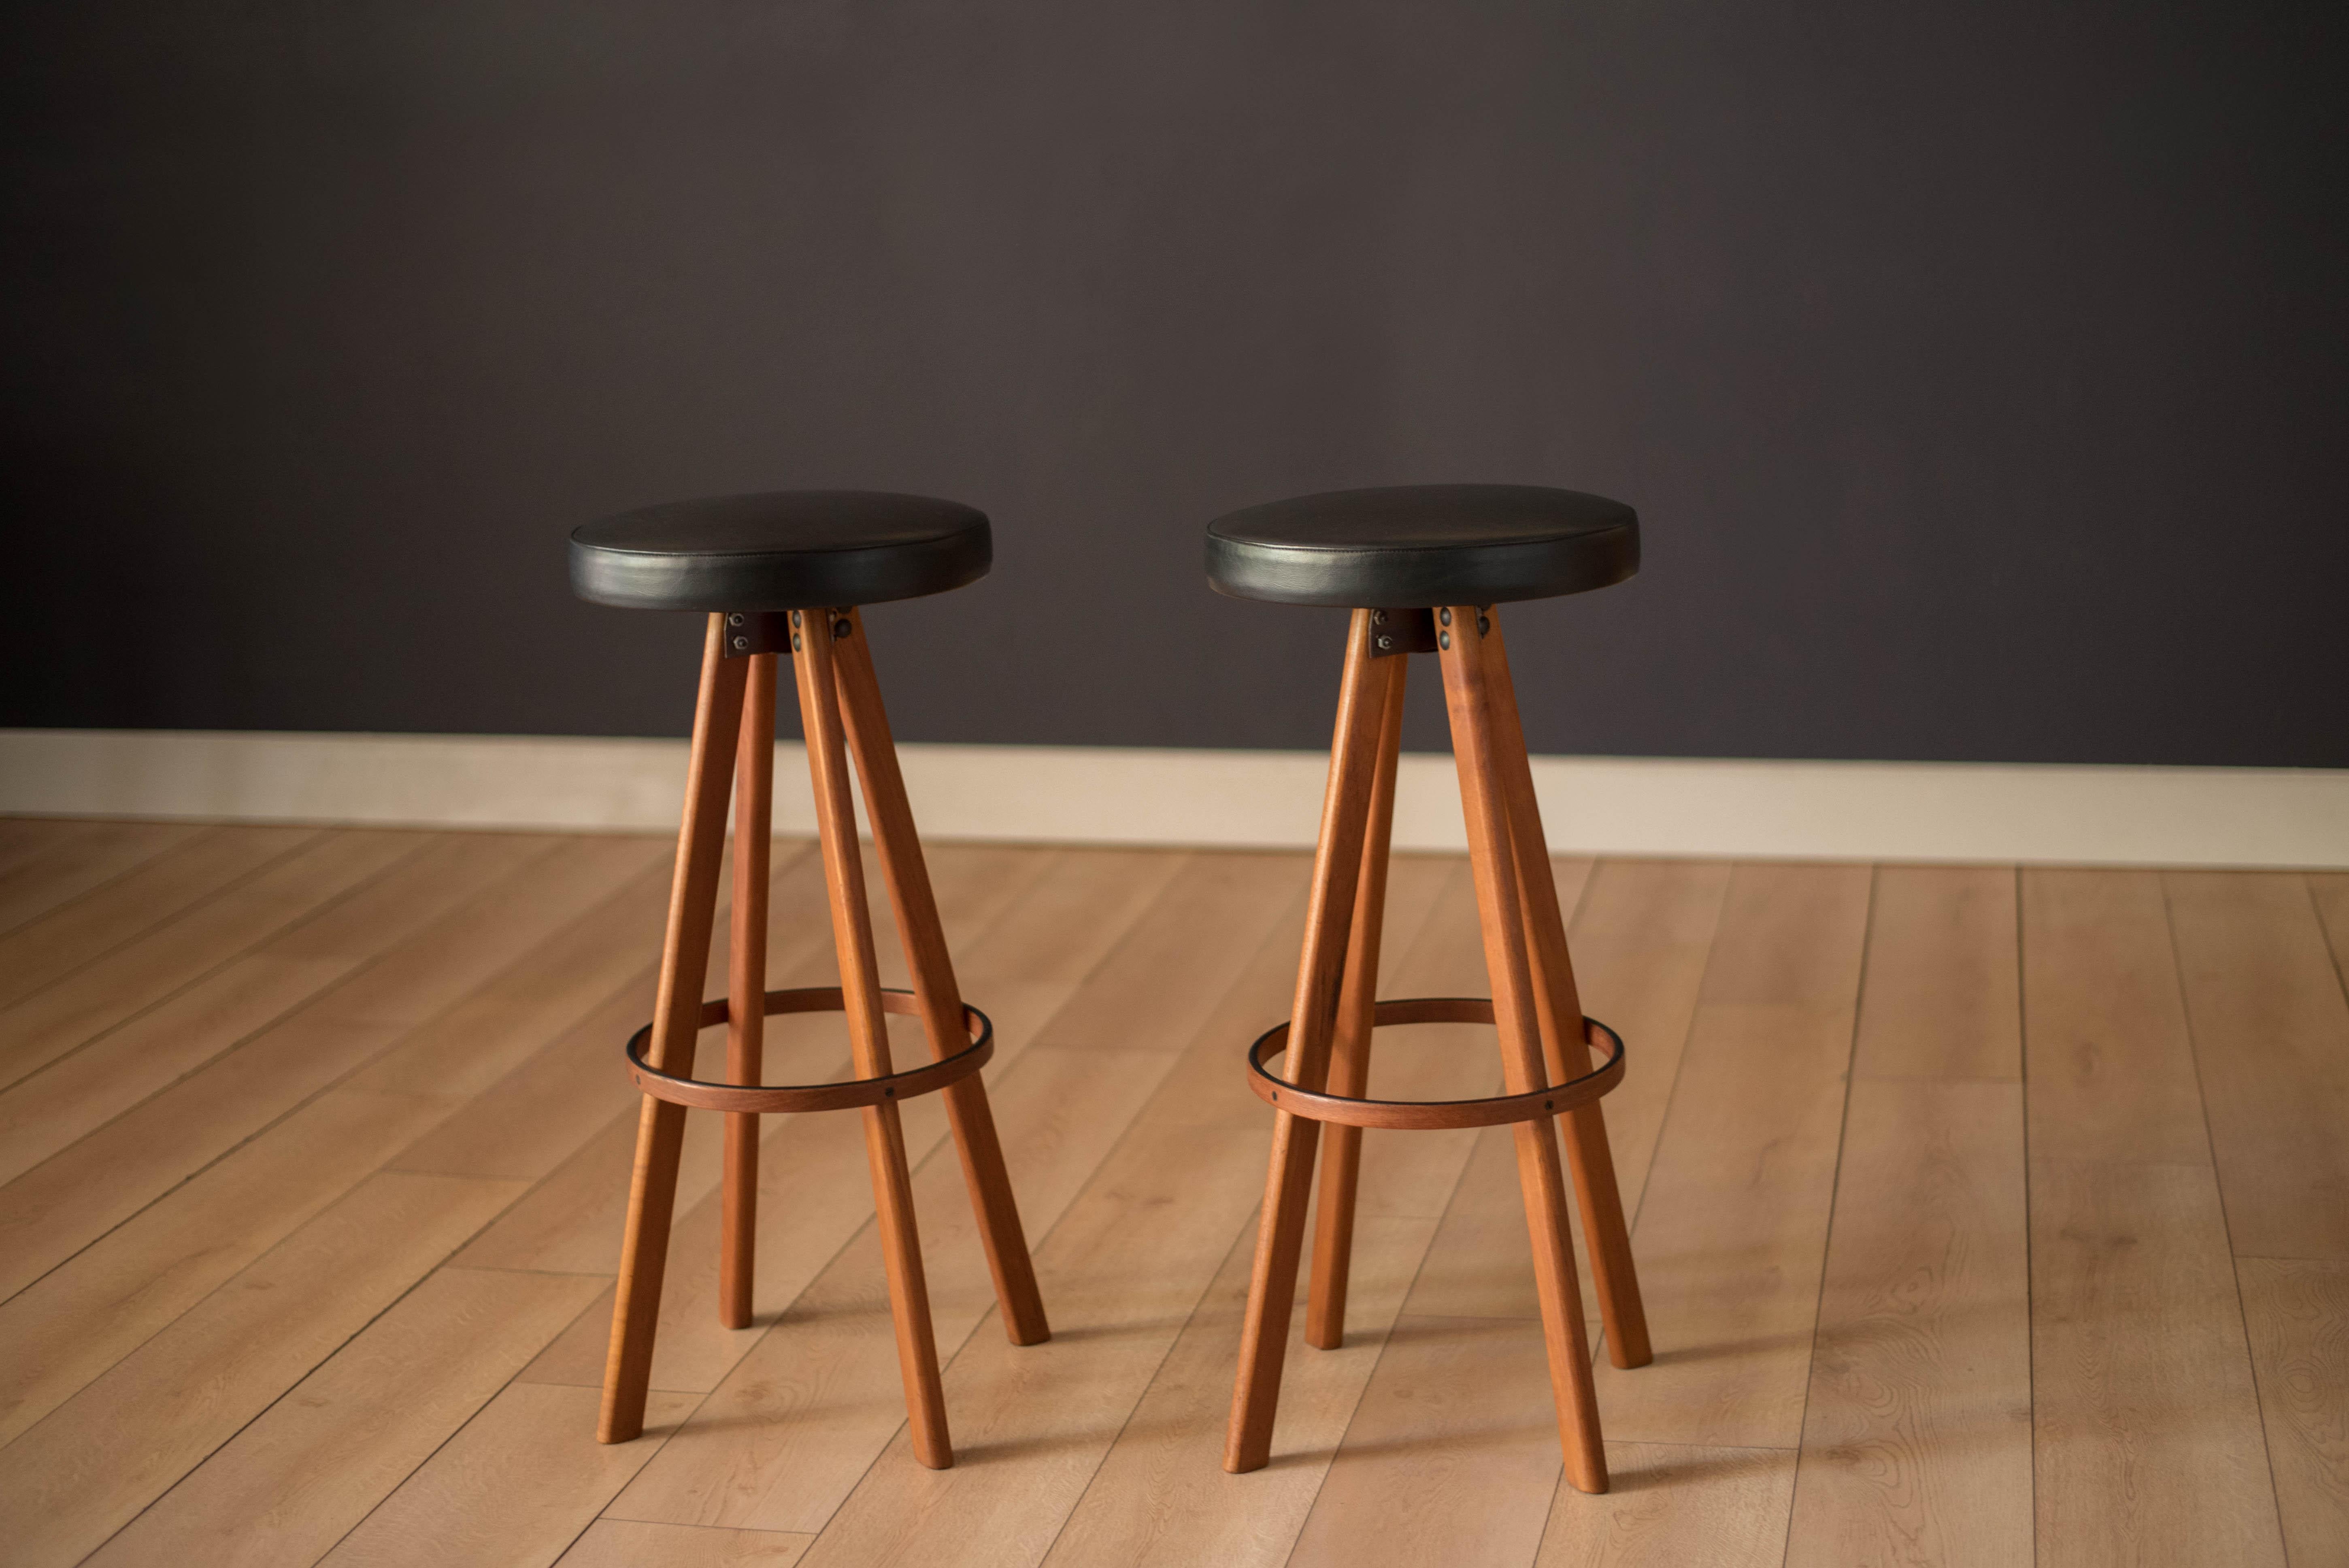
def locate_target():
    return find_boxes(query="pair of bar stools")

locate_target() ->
[568,483,1650,1490]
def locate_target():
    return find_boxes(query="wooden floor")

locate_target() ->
[0,818,2344,1567]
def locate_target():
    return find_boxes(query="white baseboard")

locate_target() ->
[2,728,2343,867]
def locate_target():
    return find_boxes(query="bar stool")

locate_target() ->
[1206,484,1651,1491]
[568,490,1048,1467]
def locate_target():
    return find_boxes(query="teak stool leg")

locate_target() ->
[1305,649,1407,1350]
[1226,609,1393,1473]
[721,653,777,1331]
[831,608,1051,1347]
[602,615,749,1443]
[792,608,954,1469]
[1439,605,1609,1495]
[1482,615,1651,1369]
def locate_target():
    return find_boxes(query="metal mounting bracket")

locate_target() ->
[1368,607,1439,657]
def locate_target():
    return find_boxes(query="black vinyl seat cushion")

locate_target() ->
[1205,484,1638,608]
[570,491,991,611]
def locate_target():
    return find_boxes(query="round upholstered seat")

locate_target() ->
[1205,484,1638,608]
[570,491,990,611]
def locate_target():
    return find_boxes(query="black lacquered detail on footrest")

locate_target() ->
[625,987,992,1113]
[1246,999,1622,1129]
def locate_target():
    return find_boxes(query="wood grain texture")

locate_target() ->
[2164,870,2349,1259]
[724,653,777,1331]
[790,613,949,1466]
[0,1088,460,1447]
[1592,863,1871,1450]
[3,828,2340,1565]
[0,1172,526,1568]
[1482,615,1649,1372]
[2311,871,2349,974]
[1313,854,1488,1225]
[1564,859,1734,1225]
[1293,1315,1567,1566]
[2028,1159,2285,1567]
[0,819,201,938]
[1785,866,2030,1565]
[87,1266,606,1568]
[788,887,1312,1568]
[1437,609,1604,1492]
[605,857,1306,1526]
[1851,865,2020,1080]
[2019,868,2211,1165]
[560,1520,813,1567]
[0,830,447,1184]
[1538,1442,1798,1568]
[0,832,641,1302]
[1306,647,1405,1351]
[605,1042,1176,1532]
[1030,851,1311,1055]
[835,608,1049,1347]
[0,826,403,1092]
[604,618,748,1444]
[2023,865,2289,1565]
[1044,1213,1436,1568]
[320,1383,700,1568]
[1228,615,1391,1472]
[1787,1079,2031,1567]
[511,847,1180,1398]
[0,823,317,1011]
[2236,1257,2349,1566]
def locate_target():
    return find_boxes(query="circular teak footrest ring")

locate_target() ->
[626,987,992,1114]
[1247,998,1623,1129]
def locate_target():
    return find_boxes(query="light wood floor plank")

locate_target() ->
[1537,1442,1798,1568]
[2236,1257,2349,1565]
[86,1266,606,1568]
[0,1171,527,1568]
[0,833,652,1302]
[1783,863,2030,1565]
[1030,851,1312,1053]
[1851,865,2020,1080]
[2022,866,2286,1564]
[951,847,1192,1049]
[2310,872,2349,977]
[561,1519,814,1566]
[0,826,343,1070]
[0,828,426,1096]
[0,1087,463,1446]
[0,822,318,1014]
[1043,1213,1436,1568]
[1292,1316,1566,1568]
[1591,864,1872,1450]
[1786,1079,2031,1567]
[1566,858,1735,1229]
[0,815,81,870]
[0,819,202,936]
[0,830,436,1181]
[2019,868,2210,1164]
[341,854,681,1102]
[319,1383,699,1567]
[2028,1159,2285,1567]
[2164,871,2349,1260]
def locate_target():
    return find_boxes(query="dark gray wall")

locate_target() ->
[6,2,2344,764]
